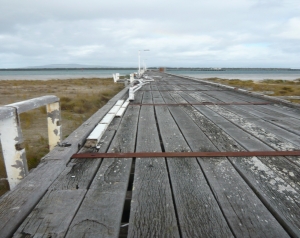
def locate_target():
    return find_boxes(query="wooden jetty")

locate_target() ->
[1,71,300,237]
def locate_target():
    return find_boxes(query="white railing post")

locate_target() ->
[113,74,117,83]
[129,87,135,101]
[113,73,120,83]
[130,74,134,83]
[0,107,28,189]
[46,102,62,150]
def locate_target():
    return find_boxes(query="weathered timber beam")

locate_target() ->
[7,95,59,114]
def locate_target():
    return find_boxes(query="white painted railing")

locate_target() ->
[113,73,120,83]
[113,73,135,83]
[128,75,154,101]
[0,95,61,189]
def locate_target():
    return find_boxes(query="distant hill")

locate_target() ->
[26,64,113,69]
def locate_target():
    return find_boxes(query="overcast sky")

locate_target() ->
[0,0,299,68]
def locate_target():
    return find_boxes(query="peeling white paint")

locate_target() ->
[208,105,298,151]
[0,112,28,189]
[244,157,299,196]
[47,102,62,150]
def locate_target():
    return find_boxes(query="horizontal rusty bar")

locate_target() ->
[152,84,208,86]
[129,102,271,106]
[140,89,228,91]
[72,151,300,159]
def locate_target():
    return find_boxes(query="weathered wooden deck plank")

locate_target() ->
[128,91,180,237]
[224,90,300,118]
[183,91,300,186]
[202,88,300,121]
[165,92,289,237]
[0,160,64,238]
[176,82,219,91]
[207,105,300,151]
[160,77,300,236]
[183,87,300,137]
[154,91,233,237]
[184,88,300,148]
[13,130,116,237]
[205,105,300,178]
[186,91,221,103]
[230,105,300,136]
[150,73,297,235]
[14,190,86,238]
[65,103,141,238]
[195,105,300,237]
[222,105,300,161]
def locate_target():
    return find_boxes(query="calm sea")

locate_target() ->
[0,68,300,81]
[0,69,135,80]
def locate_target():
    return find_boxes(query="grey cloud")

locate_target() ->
[0,0,300,68]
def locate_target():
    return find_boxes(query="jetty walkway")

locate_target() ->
[1,71,300,237]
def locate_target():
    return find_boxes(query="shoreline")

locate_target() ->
[0,75,115,81]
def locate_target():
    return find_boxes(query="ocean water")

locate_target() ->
[0,69,136,80]
[0,68,300,81]
[168,69,300,81]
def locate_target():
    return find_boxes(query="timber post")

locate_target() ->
[0,107,28,189]
[46,101,62,150]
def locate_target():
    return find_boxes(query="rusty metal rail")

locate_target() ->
[72,150,300,159]
[140,89,229,91]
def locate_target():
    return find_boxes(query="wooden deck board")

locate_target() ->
[65,104,140,238]
[128,91,180,237]
[154,90,233,237]
[165,92,289,237]
[13,130,116,237]
[195,104,300,237]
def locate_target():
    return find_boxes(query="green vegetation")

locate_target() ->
[0,77,124,196]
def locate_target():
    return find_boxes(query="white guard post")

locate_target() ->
[112,73,120,83]
[130,74,134,83]
[128,78,152,101]
[129,87,135,101]
[47,102,62,150]
[0,95,61,189]
[0,107,28,189]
